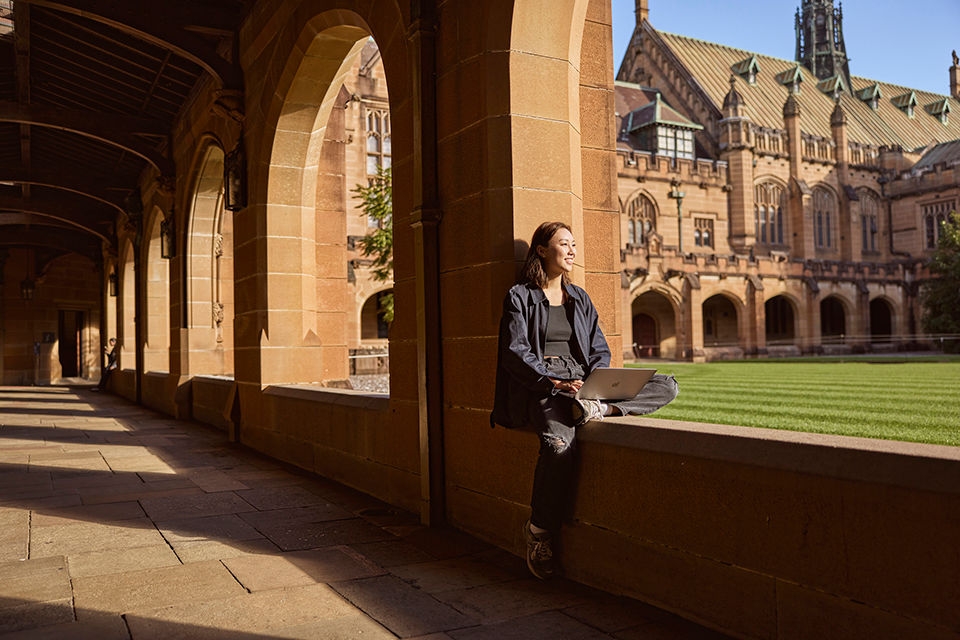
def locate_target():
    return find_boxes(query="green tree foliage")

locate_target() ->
[921,211,960,352]
[352,166,394,323]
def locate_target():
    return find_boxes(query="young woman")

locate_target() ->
[490,221,678,580]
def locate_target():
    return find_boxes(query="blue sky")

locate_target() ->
[611,0,960,96]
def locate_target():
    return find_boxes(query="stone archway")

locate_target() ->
[143,211,170,373]
[185,143,234,377]
[870,297,894,343]
[765,295,796,344]
[632,290,678,359]
[702,294,739,347]
[820,295,847,345]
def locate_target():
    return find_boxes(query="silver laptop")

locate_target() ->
[576,367,656,401]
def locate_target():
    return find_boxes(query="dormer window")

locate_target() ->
[776,65,803,95]
[892,91,918,118]
[816,75,846,100]
[621,93,703,161]
[925,99,951,125]
[856,84,882,110]
[731,56,760,85]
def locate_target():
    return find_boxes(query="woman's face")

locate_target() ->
[538,227,576,278]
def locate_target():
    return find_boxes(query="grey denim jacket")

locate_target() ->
[490,282,611,429]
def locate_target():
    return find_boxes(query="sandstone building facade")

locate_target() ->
[0,2,957,637]
[614,0,960,361]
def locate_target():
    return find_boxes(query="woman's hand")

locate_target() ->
[550,378,583,393]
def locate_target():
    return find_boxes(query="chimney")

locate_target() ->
[951,50,960,100]
[636,0,649,25]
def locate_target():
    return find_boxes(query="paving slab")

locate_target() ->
[166,537,280,563]
[449,610,610,640]
[139,491,255,521]
[0,556,74,634]
[30,500,146,527]
[65,544,182,578]
[0,614,131,640]
[155,513,265,544]
[250,514,394,551]
[30,518,168,558]
[434,577,591,625]
[72,560,246,618]
[123,583,374,639]
[331,575,477,637]
[223,545,385,591]
[389,554,518,593]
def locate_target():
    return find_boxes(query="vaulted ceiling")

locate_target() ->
[0,0,248,270]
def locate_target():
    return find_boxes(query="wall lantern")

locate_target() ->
[20,277,35,300]
[224,141,247,211]
[160,217,176,259]
[108,272,118,296]
[668,177,686,254]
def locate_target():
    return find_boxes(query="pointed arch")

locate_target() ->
[185,141,234,376]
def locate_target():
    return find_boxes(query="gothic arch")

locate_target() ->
[869,295,897,342]
[621,189,659,247]
[754,177,787,246]
[184,140,234,376]
[812,184,839,251]
[820,294,849,343]
[630,287,680,359]
[119,240,136,370]
[702,292,742,348]
[764,293,798,345]
[143,207,170,372]
[249,6,408,386]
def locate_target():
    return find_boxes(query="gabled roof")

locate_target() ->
[614,82,702,149]
[914,139,960,170]
[623,90,703,132]
[653,29,960,149]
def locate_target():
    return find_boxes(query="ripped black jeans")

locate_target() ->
[527,355,585,533]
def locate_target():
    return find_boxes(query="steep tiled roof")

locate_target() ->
[655,30,960,150]
[914,138,960,170]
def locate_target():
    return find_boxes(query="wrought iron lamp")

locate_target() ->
[108,272,118,296]
[160,217,176,259]
[20,276,35,300]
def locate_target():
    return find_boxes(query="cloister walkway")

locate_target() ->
[0,385,728,639]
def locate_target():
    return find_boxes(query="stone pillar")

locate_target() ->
[720,76,755,252]
[831,101,854,262]
[784,94,813,259]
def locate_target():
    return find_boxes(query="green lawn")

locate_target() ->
[636,357,960,446]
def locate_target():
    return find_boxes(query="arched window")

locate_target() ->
[813,187,836,249]
[754,182,785,245]
[365,108,391,180]
[858,189,880,254]
[625,194,656,247]
[923,200,956,249]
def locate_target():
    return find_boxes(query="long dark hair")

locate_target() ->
[519,221,572,288]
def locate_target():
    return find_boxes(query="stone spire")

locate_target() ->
[795,0,852,92]
[635,0,649,25]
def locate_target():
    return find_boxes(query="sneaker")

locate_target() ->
[525,520,559,580]
[572,398,604,426]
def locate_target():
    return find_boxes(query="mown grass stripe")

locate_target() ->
[631,359,960,446]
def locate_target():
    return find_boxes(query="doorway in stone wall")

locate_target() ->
[58,310,83,378]
[633,313,659,358]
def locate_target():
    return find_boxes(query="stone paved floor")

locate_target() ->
[0,385,731,639]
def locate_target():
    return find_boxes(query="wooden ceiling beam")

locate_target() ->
[0,193,113,243]
[0,100,173,176]
[17,0,242,89]
[0,168,128,214]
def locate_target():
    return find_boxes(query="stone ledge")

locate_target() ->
[582,416,960,495]
[264,384,389,410]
